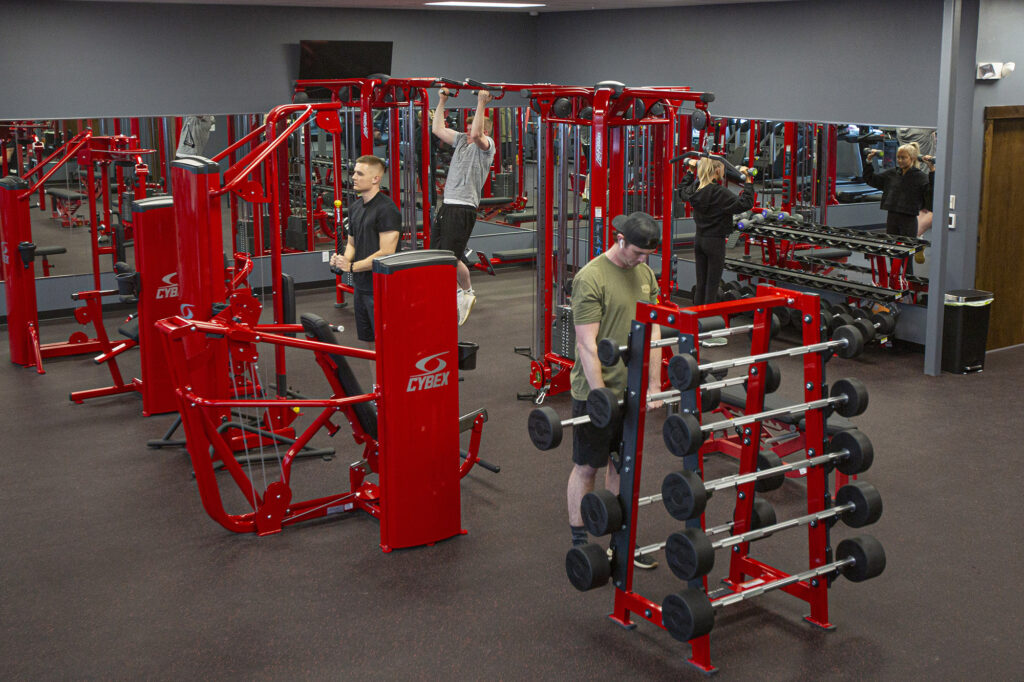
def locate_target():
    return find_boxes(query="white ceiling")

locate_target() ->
[69,0,781,13]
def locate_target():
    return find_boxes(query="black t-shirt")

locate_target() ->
[341,192,402,292]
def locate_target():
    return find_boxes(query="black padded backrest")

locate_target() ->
[300,312,378,439]
[281,273,296,337]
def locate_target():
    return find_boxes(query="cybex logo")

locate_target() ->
[406,351,451,392]
[156,272,179,299]
[180,303,195,320]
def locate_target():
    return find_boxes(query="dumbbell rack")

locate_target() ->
[603,285,846,673]
[732,212,929,304]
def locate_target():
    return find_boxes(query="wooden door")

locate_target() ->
[976,106,1024,349]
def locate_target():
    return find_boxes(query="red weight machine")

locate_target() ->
[0,131,154,375]
[518,82,713,402]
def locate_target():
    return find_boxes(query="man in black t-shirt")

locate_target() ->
[329,155,401,344]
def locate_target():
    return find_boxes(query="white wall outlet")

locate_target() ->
[949,194,956,210]
[948,213,957,229]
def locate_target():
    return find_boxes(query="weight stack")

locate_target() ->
[235,218,271,255]
[492,172,514,197]
[285,213,308,251]
[554,305,576,360]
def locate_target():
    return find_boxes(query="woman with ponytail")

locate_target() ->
[676,156,755,345]
[864,142,934,272]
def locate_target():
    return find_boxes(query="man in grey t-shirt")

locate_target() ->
[431,88,495,326]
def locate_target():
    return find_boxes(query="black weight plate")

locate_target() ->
[833,312,855,328]
[597,338,622,367]
[699,316,726,333]
[830,428,874,475]
[773,306,791,328]
[581,489,622,536]
[662,589,715,642]
[836,480,883,528]
[528,406,562,450]
[754,451,785,492]
[586,387,620,429]
[871,311,897,335]
[700,386,721,412]
[851,306,869,320]
[836,535,886,582]
[667,353,700,391]
[566,543,611,591]
[852,316,876,343]
[832,377,869,417]
[750,497,777,530]
[665,527,715,581]
[764,360,782,394]
[662,469,707,521]
[833,325,864,359]
[663,412,704,457]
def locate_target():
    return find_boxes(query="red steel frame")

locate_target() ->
[588,286,837,672]
[168,142,487,547]
[1,131,154,373]
[522,84,712,400]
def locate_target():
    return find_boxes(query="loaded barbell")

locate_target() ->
[527,377,733,452]
[580,452,785,536]
[596,315,781,368]
[664,480,883,582]
[662,377,869,457]
[584,360,782,431]
[659,428,873,520]
[666,324,864,392]
[565,498,777,593]
[661,534,886,642]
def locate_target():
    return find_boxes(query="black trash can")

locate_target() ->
[942,289,994,374]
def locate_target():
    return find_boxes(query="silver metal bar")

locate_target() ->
[713,556,855,608]
[714,502,854,549]
[703,450,848,494]
[702,396,839,434]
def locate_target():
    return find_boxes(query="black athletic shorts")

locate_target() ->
[353,288,375,342]
[571,397,623,469]
[431,203,477,265]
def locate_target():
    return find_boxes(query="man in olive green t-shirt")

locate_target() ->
[567,212,665,569]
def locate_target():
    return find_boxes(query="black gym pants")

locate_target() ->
[886,212,917,275]
[694,235,728,306]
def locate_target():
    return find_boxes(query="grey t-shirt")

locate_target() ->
[443,131,495,207]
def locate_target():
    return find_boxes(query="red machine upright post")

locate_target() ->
[132,195,182,415]
[373,250,463,551]
[0,176,40,368]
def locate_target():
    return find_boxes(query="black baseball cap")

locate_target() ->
[612,212,661,250]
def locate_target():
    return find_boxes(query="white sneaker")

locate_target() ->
[701,336,728,348]
[458,290,476,326]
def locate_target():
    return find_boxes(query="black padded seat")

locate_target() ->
[118,317,140,343]
[35,245,67,258]
[478,196,515,207]
[835,184,882,203]
[300,313,378,439]
[792,247,851,260]
[504,211,537,223]
[492,249,538,261]
[45,188,85,201]
[719,386,854,435]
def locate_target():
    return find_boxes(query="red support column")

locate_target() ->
[373,250,463,551]
[0,176,40,368]
[132,196,182,415]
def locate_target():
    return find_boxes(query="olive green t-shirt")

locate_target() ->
[569,253,660,400]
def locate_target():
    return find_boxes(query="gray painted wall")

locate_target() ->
[534,0,945,126]
[0,0,538,119]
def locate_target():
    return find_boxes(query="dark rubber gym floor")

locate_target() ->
[1,267,1020,679]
